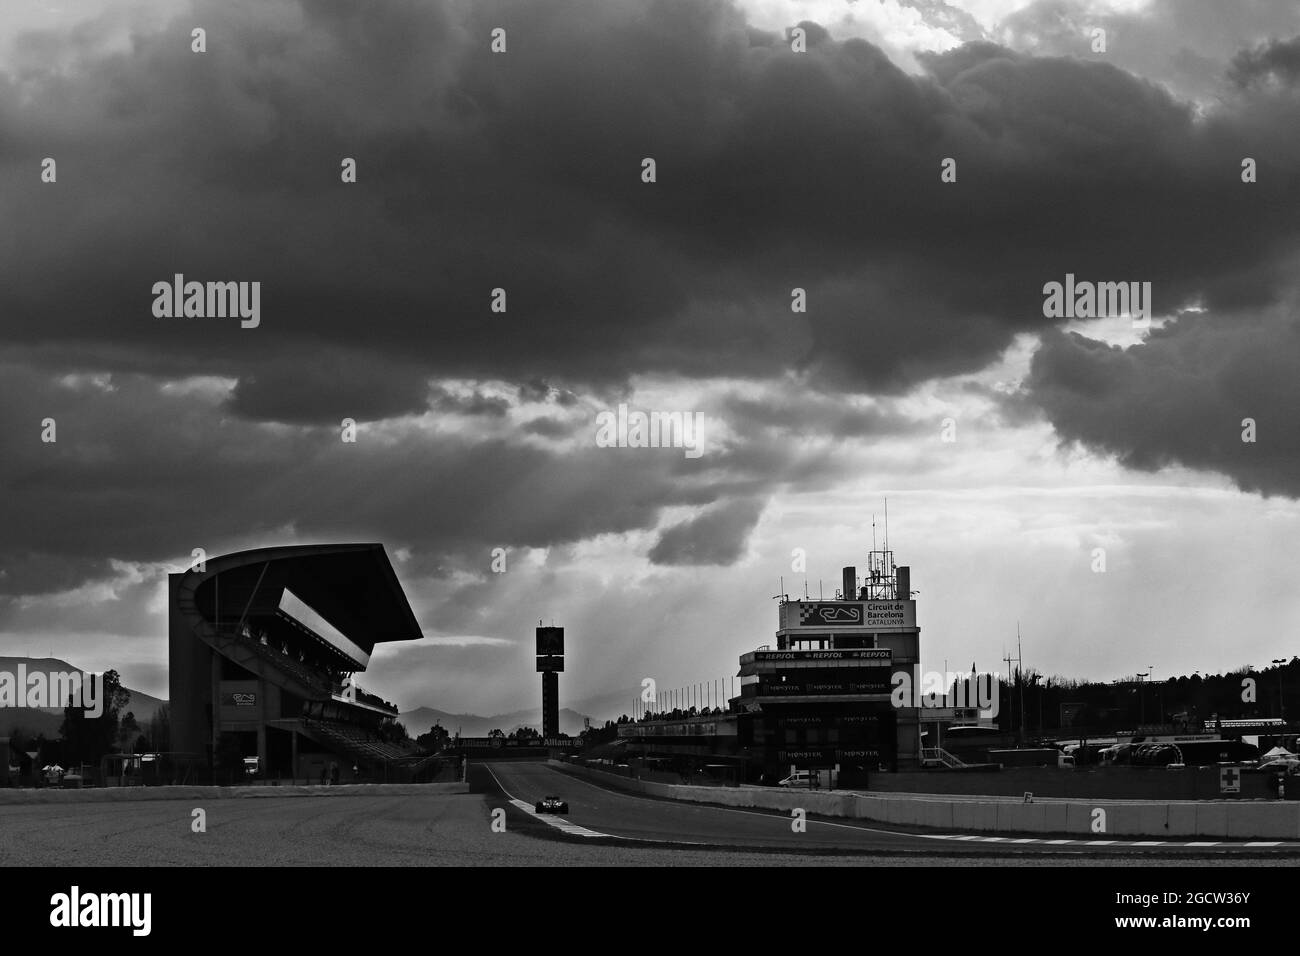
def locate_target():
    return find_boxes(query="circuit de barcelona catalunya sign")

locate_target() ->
[788,601,915,629]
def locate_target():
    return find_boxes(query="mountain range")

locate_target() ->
[397,705,592,738]
[0,656,166,740]
[0,655,636,741]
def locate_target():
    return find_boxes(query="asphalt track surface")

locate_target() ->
[0,761,1294,865]
[481,760,1300,859]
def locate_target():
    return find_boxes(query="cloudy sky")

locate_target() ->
[3,0,1300,719]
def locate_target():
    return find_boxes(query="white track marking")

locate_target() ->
[485,763,712,844]
[484,765,609,838]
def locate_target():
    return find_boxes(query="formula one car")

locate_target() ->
[534,795,569,814]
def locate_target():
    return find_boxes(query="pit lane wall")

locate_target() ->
[551,760,1300,840]
[0,782,467,805]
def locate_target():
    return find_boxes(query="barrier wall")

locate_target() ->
[867,766,1282,801]
[0,781,468,805]
[551,760,1300,839]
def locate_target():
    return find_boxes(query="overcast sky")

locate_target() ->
[3,0,1300,720]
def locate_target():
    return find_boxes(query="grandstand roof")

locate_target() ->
[178,543,423,657]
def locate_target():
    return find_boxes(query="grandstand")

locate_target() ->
[169,543,439,784]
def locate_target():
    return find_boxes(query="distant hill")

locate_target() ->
[0,707,64,739]
[0,657,166,739]
[399,685,661,739]
[2,655,639,744]
[400,705,592,738]
[563,689,650,725]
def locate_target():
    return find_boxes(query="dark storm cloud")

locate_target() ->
[227,349,433,424]
[0,362,693,598]
[521,416,571,438]
[0,357,913,607]
[647,497,765,566]
[1229,36,1300,90]
[428,386,510,418]
[0,552,112,600]
[1025,303,1300,497]
[6,0,1300,609]
[6,0,1300,415]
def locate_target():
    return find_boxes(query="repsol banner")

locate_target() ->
[750,649,891,664]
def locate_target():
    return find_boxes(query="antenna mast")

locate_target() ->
[864,497,901,600]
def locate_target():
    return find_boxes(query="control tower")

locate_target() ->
[735,548,921,777]
[536,625,565,738]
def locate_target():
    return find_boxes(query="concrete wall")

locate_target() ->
[869,766,1282,801]
[0,781,468,806]
[553,760,1300,840]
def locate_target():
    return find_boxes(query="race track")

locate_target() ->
[481,760,1300,858]
[0,761,1294,865]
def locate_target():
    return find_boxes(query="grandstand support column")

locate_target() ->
[210,649,221,780]
[257,725,267,781]
[291,730,298,784]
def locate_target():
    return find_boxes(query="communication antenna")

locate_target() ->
[1004,628,1025,743]
[884,497,889,554]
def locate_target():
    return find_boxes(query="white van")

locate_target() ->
[778,770,820,788]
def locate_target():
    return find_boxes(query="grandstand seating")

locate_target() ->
[214,622,341,697]
[301,719,418,763]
